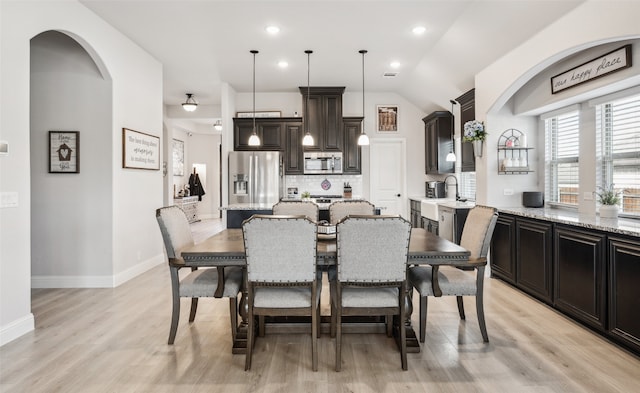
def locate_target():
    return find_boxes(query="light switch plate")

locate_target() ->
[0,192,18,208]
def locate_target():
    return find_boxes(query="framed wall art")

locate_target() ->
[49,131,79,173]
[122,128,160,170]
[172,138,184,176]
[376,105,398,133]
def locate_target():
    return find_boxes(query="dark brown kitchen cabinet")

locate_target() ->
[554,225,607,331]
[234,117,302,151]
[409,199,423,228]
[516,218,554,303]
[299,87,344,152]
[342,117,362,174]
[608,236,640,353]
[490,214,517,284]
[284,121,305,174]
[423,111,454,174]
[455,89,476,172]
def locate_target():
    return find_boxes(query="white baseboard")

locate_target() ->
[0,313,34,347]
[31,254,165,288]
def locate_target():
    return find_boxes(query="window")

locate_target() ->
[596,93,640,216]
[459,172,476,201]
[544,110,580,205]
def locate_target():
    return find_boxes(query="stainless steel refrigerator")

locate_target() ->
[228,151,283,205]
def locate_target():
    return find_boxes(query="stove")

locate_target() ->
[310,194,342,204]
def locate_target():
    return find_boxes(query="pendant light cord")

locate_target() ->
[252,50,258,135]
[361,50,366,119]
[305,50,312,135]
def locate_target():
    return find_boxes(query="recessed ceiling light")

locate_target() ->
[278,60,289,68]
[412,26,426,35]
[390,61,401,69]
[266,25,280,34]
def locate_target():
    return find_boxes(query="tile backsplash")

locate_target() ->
[285,175,363,198]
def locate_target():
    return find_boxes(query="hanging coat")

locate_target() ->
[189,173,206,201]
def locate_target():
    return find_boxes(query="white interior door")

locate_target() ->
[369,138,407,218]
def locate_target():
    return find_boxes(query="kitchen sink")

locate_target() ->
[420,198,450,221]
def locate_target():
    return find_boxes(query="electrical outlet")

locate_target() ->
[503,189,514,196]
[584,192,593,201]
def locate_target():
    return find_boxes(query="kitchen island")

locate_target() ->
[491,206,640,356]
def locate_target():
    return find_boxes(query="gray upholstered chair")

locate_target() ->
[272,200,319,222]
[329,200,376,224]
[333,215,412,371]
[408,205,498,343]
[242,215,320,371]
[156,206,243,345]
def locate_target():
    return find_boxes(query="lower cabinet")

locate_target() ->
[554,226,606,331]
[490,214,516,284]
[423,218,438,236]
[516,218,553,303]
[409,200,423,228]
[608,236,640,352]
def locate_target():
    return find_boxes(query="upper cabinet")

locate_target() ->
[299,87,345,152]
[456,89,476,172]
[342,117,363,174]
[423,111,454,174]
[233,117,301,151]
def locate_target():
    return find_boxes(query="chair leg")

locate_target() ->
[386,314,393,337]
[189,298,198,322]
[456,296,466,320]
[312,301,318,371]
[168,293,180,345]
[229,296,238,342]
[330,280,337,338]
[476,266,489,343]
[258,315,265,337]
[335,301,342,372]
[245,305,254,371]
[400,285,408,371]
[419,296,427,343]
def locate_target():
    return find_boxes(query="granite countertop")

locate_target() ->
[219,203,275,211]
[498,206,640,237]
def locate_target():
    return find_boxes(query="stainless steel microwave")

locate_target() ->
[303,152,342,174]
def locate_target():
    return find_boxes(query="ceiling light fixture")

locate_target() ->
[302,50,314,146]
[182,93,198,112]
[213,120,222,131]
[446,99,457,162]
[277,60,288,68]
[412,26,426,35]
[357,49,370,146]
[390,61,401,69]
[248,50,261,146]
[265,25,280,34]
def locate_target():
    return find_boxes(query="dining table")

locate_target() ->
[180,227,470,354]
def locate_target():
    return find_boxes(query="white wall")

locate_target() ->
[1,0,163,346]
[475,0,640,207]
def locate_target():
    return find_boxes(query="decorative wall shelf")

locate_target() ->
[497,128,533,175]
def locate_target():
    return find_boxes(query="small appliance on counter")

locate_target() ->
[522,191,544,208]
[426,181,446,198]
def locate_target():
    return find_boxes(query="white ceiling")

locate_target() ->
[80,0,584,114]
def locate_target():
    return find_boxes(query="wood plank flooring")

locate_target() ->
[1,218,639,392]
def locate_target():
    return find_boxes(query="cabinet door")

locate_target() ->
[608,236,640,352]
[490,214,516,284]
[258,122,284,150]
[456,89,476,172]
[343,117,362,174]
[233,119,256,151]
[424,119,438,174]
[323,95,343,151]
[303,95,323,151]
[554,225,606,330]
[516,218,554,303]
[234,118,285,151]
[284,122,304,174]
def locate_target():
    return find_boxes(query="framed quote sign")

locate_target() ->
[49,131,79,173]
[122,128,160,170]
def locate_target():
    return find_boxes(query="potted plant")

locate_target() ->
[301,191,311,201]
[463,120,488,157]
[595,184,621,218]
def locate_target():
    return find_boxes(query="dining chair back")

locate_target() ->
[408,205,498,343]
[242,215,320,371]
[272,200,319,222]
[329,200,375,224]
[156,206,243,345]
[333,215,412,371]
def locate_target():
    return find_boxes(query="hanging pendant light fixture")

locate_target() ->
[357,50,370,146]
[182,93,198,112]
[213,120,222,131]
[446,99,457,162]
[302,50,315,146]
[248,50,261,146]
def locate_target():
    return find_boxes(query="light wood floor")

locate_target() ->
[2,218,639,392]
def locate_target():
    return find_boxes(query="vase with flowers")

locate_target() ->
[595,184,621,218]
[463,120,488,157]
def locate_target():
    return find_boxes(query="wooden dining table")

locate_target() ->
[181,227,470,353]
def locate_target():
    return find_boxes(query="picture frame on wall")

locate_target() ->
[49,131,79,173]
[376,105,398,133]
[122,128,160,170]
[172,139,184,176]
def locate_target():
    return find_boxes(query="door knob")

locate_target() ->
[396,193,401,197]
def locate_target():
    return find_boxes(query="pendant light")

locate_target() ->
[213,120,222,131]
[357,50,370,146]
[446,99,457,162]
[248,50,261,146]
[182,93,198,112]
[302,50,315,146]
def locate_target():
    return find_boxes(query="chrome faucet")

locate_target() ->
[443,175,459,201]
